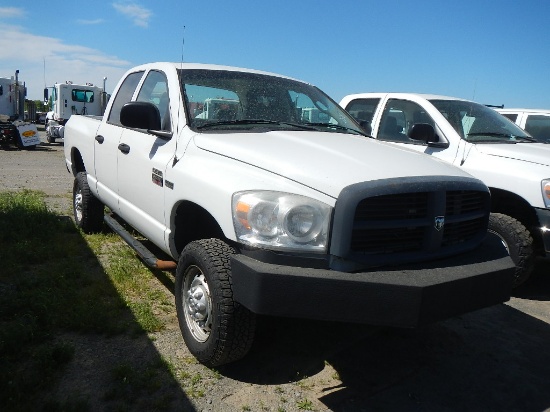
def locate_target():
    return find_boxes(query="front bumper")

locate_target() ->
[231,233,514,328]
[535,208,550,255]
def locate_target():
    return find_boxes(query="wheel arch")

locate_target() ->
[70,147,86,176]
[171,200,229,256]
[489,186,543,252]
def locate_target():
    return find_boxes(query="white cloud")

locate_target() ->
[76,18,105,25]
[0,24,131,100]
[112,2,152,28]
[0,7,25,18]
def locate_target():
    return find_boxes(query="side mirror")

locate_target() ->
[43,88,48,102]
[120,101,172,140]
[409,123,436,143]
[120,101,161,130]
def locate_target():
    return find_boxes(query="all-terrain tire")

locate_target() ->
[73,171,104,233]
[488,213,534,288]
[175,238,256,367]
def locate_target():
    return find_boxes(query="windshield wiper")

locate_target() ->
[307,122,366,136]
[467,132,537,142]
[196,119,317,131]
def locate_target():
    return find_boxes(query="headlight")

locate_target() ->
[232,191,332,252]
[543,179,550,208]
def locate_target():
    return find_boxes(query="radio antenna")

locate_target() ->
[181,26,186,64]
[173,26,186,167]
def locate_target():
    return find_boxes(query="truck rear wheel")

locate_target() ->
[73,172,104,233]
[488,213,534,288]
[175,238,256,367]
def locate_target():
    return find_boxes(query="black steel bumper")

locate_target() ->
[536,208,550,255]
[231,233,514,328]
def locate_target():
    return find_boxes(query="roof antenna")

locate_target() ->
[181,26,186,66]
[173,26,186,167]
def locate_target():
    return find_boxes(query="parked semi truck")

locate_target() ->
[0,70,40,150]
[44,80,109,143]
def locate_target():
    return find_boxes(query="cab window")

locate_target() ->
[500,113,518,122]
[378,99,434,143]
[525,115,550,143]
[137,70,171,132]
[344,98,380,134]
[107,71,144,126]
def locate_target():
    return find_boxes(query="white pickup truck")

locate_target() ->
[496,108,550,144]
[64,63,513,366]
[340,93,550,287]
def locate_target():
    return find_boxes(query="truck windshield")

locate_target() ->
[430,99,535,143]
[179,69,364,135]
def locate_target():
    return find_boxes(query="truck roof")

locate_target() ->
[497,108,550,114]
[342,92,472,102]
[128,62,307,84]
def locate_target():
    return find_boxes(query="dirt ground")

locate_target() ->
[1,130,550,411]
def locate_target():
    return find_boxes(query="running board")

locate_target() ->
[103,214,177,271]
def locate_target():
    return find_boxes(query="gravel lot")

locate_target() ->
[1,130,550,411]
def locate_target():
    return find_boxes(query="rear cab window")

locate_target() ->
[525,115,550,143]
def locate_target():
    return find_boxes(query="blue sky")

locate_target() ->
[1,1,549,109]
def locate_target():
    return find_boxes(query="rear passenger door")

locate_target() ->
[95,70,145,212]
[117,69,175,246]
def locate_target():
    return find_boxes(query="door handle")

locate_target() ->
[95,135,104,144]
[118,143,130,154]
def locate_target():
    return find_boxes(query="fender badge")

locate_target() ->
[434,216,445,231]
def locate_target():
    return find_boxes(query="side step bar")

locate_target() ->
[103,214,177,271]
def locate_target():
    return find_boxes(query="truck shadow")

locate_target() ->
[512,258,550,301]
[222,299,550,411]
[1,214,194,411]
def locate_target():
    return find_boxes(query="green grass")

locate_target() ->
[0,190,176,410]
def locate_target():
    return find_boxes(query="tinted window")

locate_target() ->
[500,113,518,122]
[108,71,144,126]
[525,115,550,143]
[344,98,380,134]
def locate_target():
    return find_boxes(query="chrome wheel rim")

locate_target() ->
[183,265,212,342]
[74,189,83,222]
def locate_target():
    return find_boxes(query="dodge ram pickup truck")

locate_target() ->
[341,93,550,287]
[64,63,513,366]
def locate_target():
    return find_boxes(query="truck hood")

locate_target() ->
[194,131,477,198]
[474,143,550,167]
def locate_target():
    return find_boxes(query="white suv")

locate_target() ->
[496,108,550,144]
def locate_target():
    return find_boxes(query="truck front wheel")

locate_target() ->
[488,213,534,288]
[73,172,104,233]
[175,239,256,367]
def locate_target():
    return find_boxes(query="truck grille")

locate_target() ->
[330,177,490,270]
[351,190,486,253]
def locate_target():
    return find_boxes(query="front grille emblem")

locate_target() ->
[434,216,445,231]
